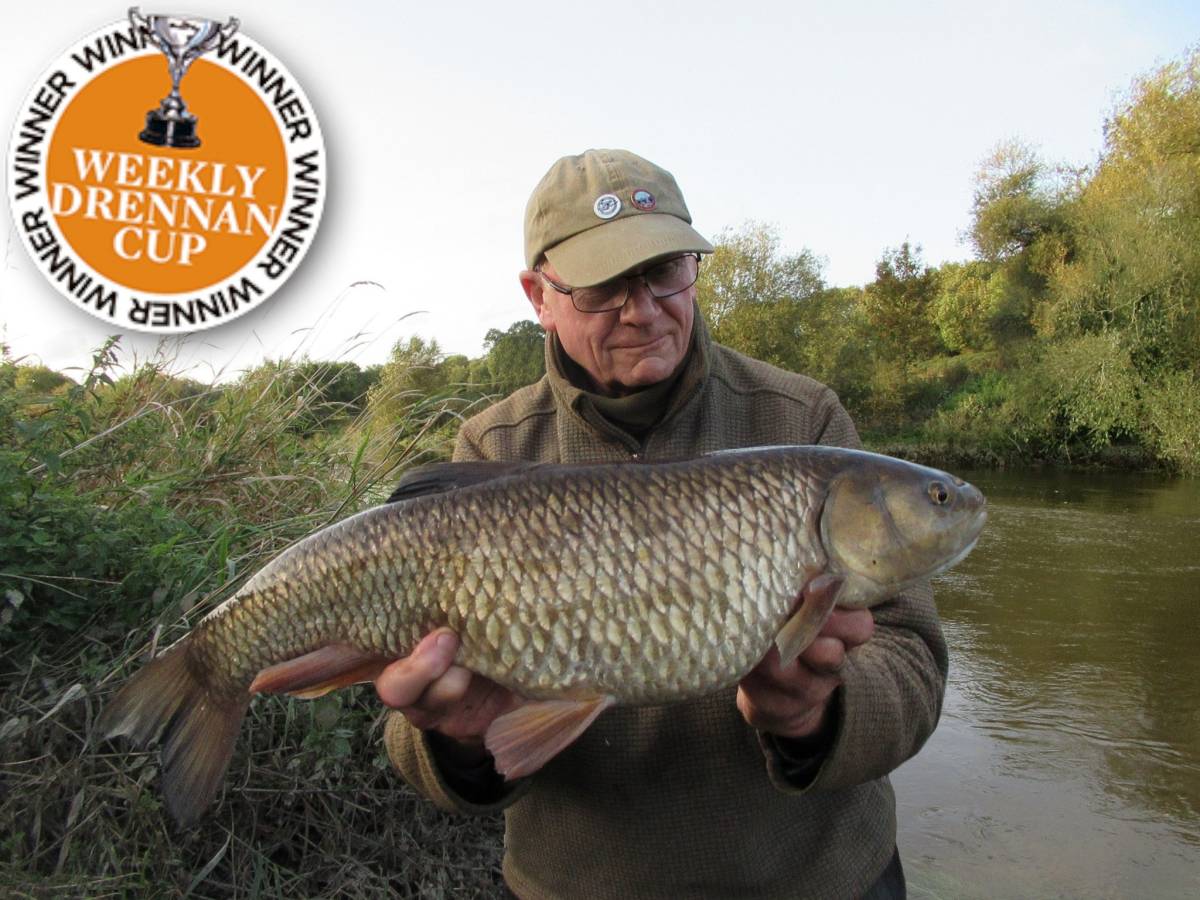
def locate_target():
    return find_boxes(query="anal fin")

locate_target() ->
[485,695,614,780]
[249,644,391,699]
[775,574,845,666]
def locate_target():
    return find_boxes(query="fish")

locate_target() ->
[98,445,986,825]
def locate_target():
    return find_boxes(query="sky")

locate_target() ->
[2,0,1198,381]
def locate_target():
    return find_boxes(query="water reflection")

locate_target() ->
[895,469,1200,898]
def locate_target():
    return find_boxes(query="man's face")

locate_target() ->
[521,258,695,397]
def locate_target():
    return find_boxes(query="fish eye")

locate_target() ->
[928,481,951,505]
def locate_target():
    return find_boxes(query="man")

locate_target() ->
[375,149,945,898]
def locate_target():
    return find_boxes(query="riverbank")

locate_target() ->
[865,435,1171,472]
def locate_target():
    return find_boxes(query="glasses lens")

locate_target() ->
[569,255,700,312]
[645,255,699,297]
[572,278,628,313]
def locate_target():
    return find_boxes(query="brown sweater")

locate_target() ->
[385,313,947,899]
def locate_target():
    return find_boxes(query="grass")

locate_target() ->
[1,650,505,897]
[0,339,504,897]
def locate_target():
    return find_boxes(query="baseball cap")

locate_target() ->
[524,149,713,287]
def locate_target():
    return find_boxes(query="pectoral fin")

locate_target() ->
[249,644,391,699]
[775,574,845,667]
[485,695,615,780]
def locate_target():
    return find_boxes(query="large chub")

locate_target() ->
[98,641,250,826]
[95,446,987,825]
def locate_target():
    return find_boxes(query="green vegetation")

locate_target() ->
[699,48,1200,473]
[0,46,1196,897]
[0,342,506,896]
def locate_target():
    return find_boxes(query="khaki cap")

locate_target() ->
[524,149,713,287]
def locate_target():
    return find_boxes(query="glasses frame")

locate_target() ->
[537,253,702,314]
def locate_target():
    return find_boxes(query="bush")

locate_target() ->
[1030,333,1141,449]
[1141,370,1200,473]
[918,371,1029,458]
[0,339,506,896]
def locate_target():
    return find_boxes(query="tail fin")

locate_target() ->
[98,642,250,826]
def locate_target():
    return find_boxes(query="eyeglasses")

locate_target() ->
[537,253,701,314]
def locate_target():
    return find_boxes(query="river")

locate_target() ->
[893,468,1200,898]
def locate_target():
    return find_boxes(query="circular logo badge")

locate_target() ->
[7,13,325,333]
[631,188,656,211]
[593,193,621,219]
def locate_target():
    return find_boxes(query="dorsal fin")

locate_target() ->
[704,445,799,458]
[386,461,542,504]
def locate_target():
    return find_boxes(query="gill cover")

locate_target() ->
[818,456,985,607]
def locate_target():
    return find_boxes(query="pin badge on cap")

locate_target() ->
[593,193,622,219]
[631,189,656,211]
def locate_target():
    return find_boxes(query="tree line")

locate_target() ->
[5,48,1198,472]
[323,46,1200,470]
[697,48,1198,471]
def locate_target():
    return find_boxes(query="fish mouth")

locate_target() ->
[933,530,983,576]
[883,508,988,596]
[922,506,987,577]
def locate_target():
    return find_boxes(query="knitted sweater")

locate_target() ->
[385,313,947,899]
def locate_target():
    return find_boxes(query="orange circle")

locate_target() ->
[46,55,287,294]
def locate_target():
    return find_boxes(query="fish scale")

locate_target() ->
[192,456,805,703]
[99,445,986,825]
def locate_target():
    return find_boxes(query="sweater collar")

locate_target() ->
[544,303,712,442]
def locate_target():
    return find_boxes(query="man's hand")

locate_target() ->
[737,608,875,740]
[374,628,521,766]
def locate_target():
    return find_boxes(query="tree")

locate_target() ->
[13,365,73,397]
[1045,47,1200,373]
[859,242,943,362]
[689,224,875,410]
[366,336,456,427]
[302,362,379,413]
[481,319,545,395]
[969,139,1068,263]
[695,222,824,328]
[930,261,997,353]
[231,359,379,436]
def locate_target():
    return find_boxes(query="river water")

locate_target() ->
[893,469,1200,898]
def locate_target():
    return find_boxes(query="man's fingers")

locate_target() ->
[375,629,459,709]
[737,678,783,728]
[746,642,843,706]
[820,608,875,648]
[410,673,524,742]
[755,638,842,683]
[743,654,832,703]
[737,676,835,737]
[417,664,473,711]
[799,636,846,675]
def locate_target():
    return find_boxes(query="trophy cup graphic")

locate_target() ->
[129,7,239,148]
